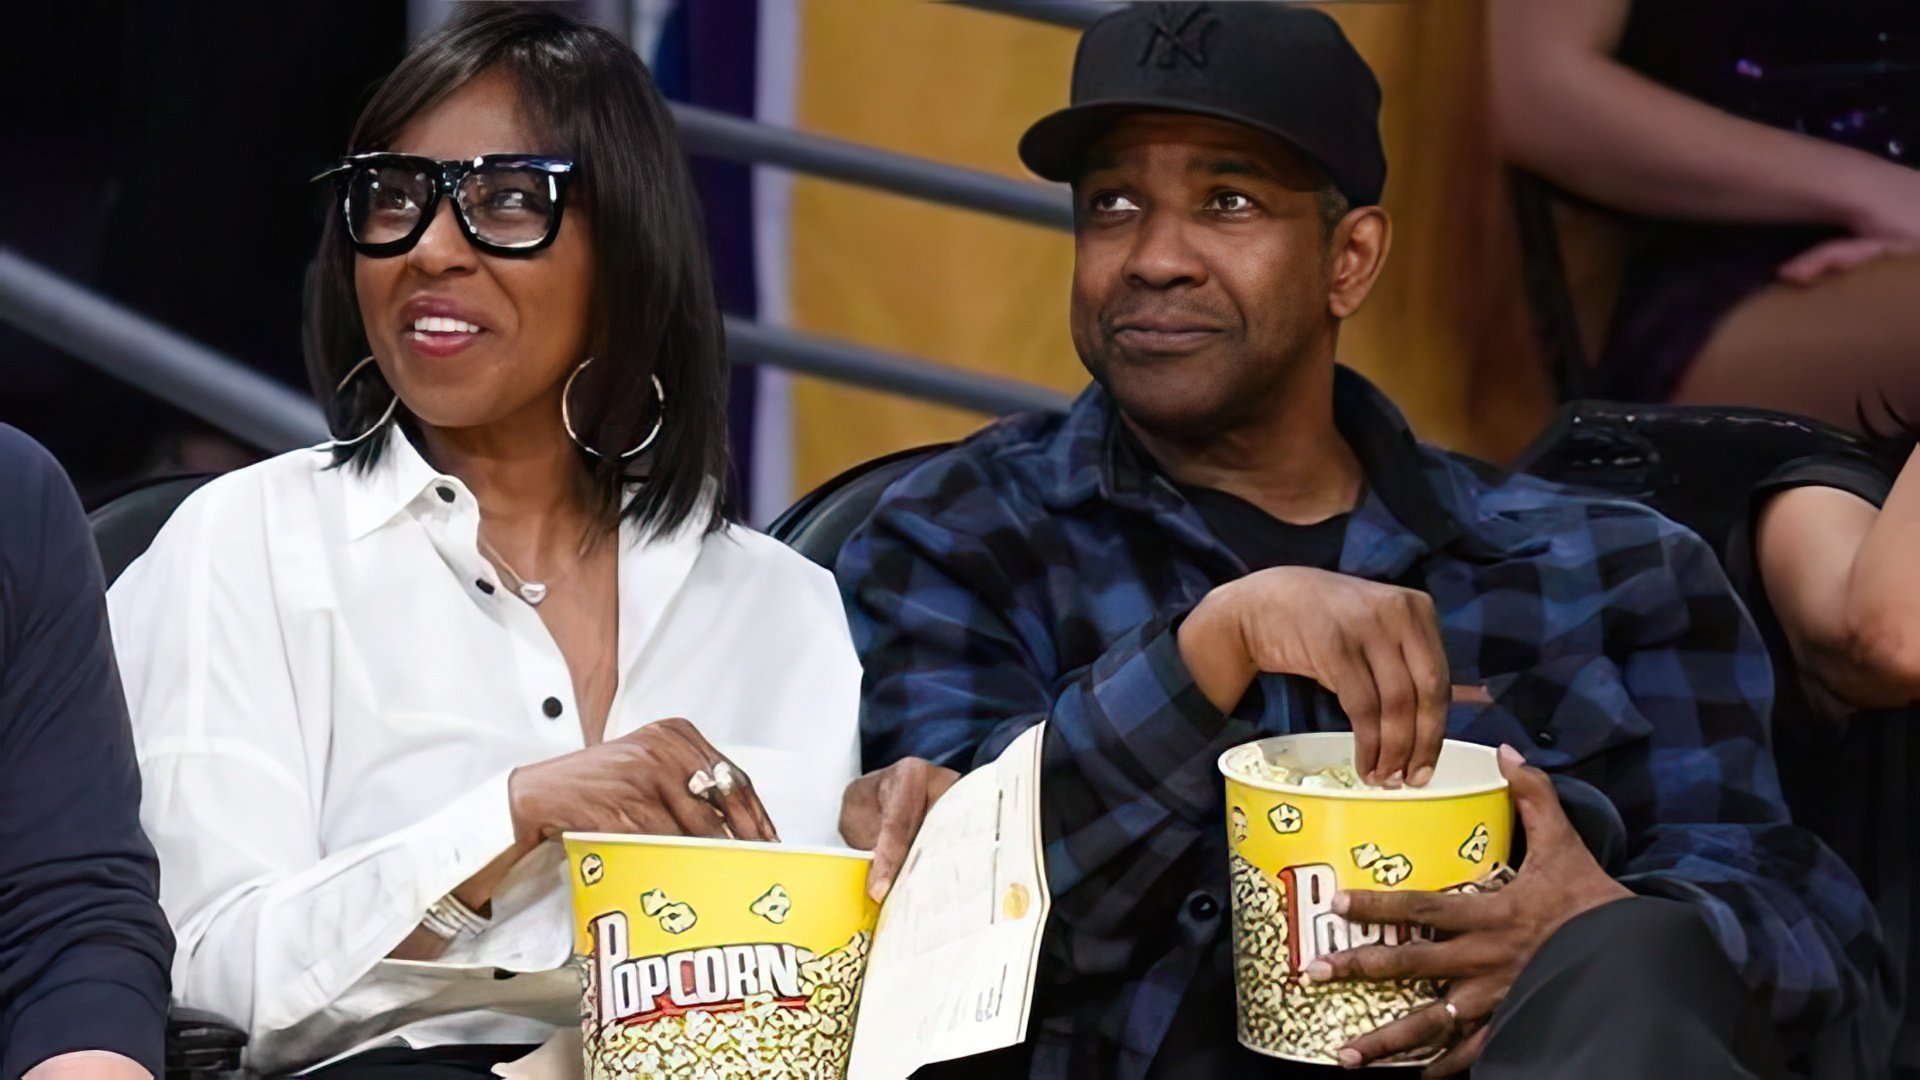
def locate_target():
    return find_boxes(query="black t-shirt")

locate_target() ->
[1149,484,1355,1078]
[1722,452,1917,1068]
[1178,484,1353,575]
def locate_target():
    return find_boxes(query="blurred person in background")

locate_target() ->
[106,7,860,1075]
[1491,0,1920,431]
[0,426,172,1080]
[1730,434,1920,1076]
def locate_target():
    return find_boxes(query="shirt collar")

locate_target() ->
[1035,365,1528,568]
[341,425,451,542]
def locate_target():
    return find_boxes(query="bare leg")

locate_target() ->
[1670,254,1920,432]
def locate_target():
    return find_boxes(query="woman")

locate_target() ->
[1490,0,1920,430]
[1724,434,1920,1074]
[107,7,860,1074]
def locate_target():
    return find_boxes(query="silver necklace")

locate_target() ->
[477,536,549,606]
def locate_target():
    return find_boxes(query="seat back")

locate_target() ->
[769,445,949,569]
[88,474,216,586]
[1516,400,1866,549]
[1509,169,1633,404]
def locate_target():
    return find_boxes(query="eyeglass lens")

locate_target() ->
[346,162,556,249]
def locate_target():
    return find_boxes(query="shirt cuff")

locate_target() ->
[5,976,165,1080]
[403,767,520,914]
[1617,872,1751,976]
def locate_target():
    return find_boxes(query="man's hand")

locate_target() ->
[509,717,779,844]
[1182,567,1451,786]
[1306,745,1631,1075]
[23,1052,151,1080]
[840,757,960,902]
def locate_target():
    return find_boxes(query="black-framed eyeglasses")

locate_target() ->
[314,153,576,257]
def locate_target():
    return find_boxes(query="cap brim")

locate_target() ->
[1017,99,1339,190]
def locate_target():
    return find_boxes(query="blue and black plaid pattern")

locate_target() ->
[838,369,1888,1078]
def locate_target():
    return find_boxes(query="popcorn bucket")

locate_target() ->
[563,833,880,1079]
[1218,733,1512,1066]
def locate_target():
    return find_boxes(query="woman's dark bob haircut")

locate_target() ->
[304,3,729,537]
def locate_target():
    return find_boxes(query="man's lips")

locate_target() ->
[1110,323,1224,352]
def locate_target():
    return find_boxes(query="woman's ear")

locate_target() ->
[1327,206,1392,320]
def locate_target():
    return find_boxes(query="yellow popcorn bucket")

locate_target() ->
[1218,733,1512,1066]
[563,833,880,1079]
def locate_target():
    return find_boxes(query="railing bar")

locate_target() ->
[0,251,1065,458]
[723,317,1070,417]
[0,249,328,452]
[671,104,1074,232]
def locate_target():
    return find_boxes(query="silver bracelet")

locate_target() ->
[421,894,490,940]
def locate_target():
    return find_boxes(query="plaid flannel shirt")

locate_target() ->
[838,368,1889,1079]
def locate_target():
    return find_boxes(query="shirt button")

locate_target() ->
[1535,729,1557,748]
[436,485,456,503]
[542,697,564,719]
[476,579,496,595]
[1186,892,1219,921]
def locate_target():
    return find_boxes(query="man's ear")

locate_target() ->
[1327,206,1392,320]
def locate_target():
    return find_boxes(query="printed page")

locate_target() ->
[848,723,1050,1080]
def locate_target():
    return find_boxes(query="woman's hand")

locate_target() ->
[509,717,779,843]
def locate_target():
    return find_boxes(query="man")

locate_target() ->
[835,4,1891,1077]
[0,426,172,1079]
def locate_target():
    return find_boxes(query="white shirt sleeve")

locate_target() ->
[107,477,519,1042]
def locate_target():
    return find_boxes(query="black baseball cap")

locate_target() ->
[1018,2,1387,206]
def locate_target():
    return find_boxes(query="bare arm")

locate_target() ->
[1488,0,1920,239]
[1758,447,1920,711]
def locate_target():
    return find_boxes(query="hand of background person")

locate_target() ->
[1181,566,1452,787]
[1306,746,1632,1076]
[840,757,961,903]
[509,717,778,844]
[1782,165,1920,284]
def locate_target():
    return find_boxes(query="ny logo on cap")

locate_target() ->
[1139,3,1217,69]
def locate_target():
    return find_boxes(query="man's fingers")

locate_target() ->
[1307,939,1476,984]
[1340,999,1456,1068]
[1336,887,1502,933]
[1365,640,1418,787]
[1331,649,1383,780]
[867,768,930,902]
[1421,1023,1491,1078]
[1403,637,1449,788]
[1497,744,1580,853]
[838,777,882,850]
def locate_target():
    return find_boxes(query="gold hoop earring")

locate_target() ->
[327,355,399,448]
[562,358,665,460]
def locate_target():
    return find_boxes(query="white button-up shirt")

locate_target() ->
[107,430,863,1072]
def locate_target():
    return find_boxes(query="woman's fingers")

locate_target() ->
[655,718,780,842]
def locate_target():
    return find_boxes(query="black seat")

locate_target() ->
[86,474,249,1077]
[768,444,949,568]
[88,473,217,586]
[1515,399,1869,549]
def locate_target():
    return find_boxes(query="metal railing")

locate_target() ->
[673,105,1071,231]
[0,249,1065,454]
[0,250,329,451]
